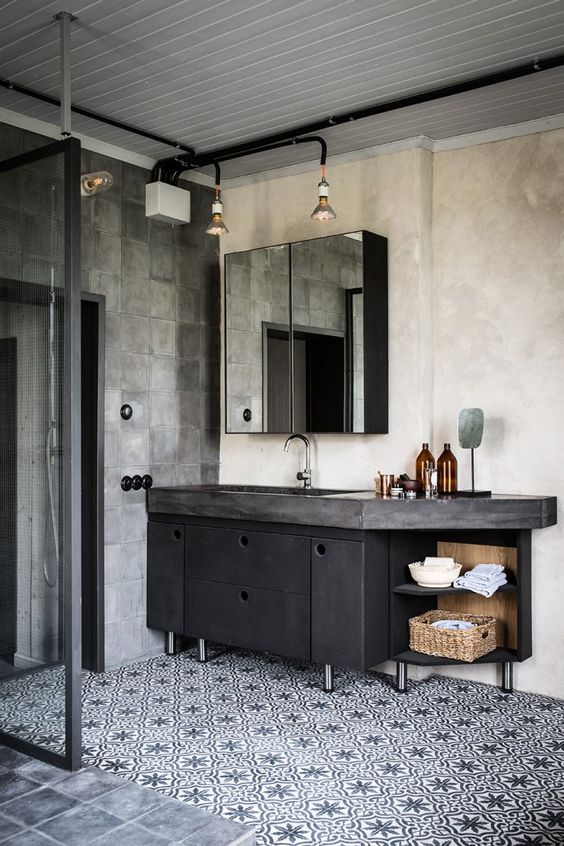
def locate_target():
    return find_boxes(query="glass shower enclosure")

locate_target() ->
[0,138,81,769]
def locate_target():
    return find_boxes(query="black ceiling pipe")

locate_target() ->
[153,53,564,180]
[0,76,196,155]
[154,135,328,186]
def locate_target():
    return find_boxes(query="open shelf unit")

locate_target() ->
[389,528,531,692]
[393,647,518,666]
[393,582,516,596]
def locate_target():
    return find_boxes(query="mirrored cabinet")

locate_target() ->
[225,230,388,434]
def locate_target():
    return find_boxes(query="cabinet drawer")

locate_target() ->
[185,578,311,661]
[186,526,310,595]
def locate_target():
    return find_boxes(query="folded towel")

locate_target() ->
[453,573,507,598]
[431,619,476,631]
[464,564,505,582]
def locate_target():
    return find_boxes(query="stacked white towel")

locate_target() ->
[453,563,507,598]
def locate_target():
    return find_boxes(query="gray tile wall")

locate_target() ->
[0,122,221,668]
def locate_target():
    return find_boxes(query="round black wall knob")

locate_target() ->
[243,408,252,422]
[121,475,133,491]
[142,474,153,490]
[131,474,143,490]
[120,404,133,420]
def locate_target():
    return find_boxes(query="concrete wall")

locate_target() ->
[431,130,564,696]
[0,122,221,668]
[219,133,562,698]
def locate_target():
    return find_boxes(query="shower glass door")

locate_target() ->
[0,138,81,769]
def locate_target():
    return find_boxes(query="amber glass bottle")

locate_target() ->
[437,443,458,494]
[415,443,435,483]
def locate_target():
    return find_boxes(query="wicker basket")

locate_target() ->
[409,610,497,662]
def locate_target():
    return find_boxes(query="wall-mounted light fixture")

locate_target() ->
[81,171,113,197]
[206,161,229,235]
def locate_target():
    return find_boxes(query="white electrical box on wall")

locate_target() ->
[145,181,191,224]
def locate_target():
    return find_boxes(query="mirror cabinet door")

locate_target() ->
[225,244,290,433]
[291,233,364,433]
[225,231,387,435]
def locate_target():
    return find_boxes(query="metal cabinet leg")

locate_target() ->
[396,661,408,693]
[323,664,334,693]
[501,662,513,693]
[197,638,208,663]
[165,632,176,655]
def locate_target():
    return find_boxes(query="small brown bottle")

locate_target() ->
[437,443,458,494]
[415,443,435,483]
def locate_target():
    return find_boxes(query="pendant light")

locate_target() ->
[311,164,336,221]
[206,161,229,235]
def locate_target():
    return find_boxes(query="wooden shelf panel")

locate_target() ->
[393,582,516,596]
[393,647,518,666]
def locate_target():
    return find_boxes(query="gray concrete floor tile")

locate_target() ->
[37,803,124,846]
[0,772,39,805]
[16,760,69,786]
[55,768,122,801]
[94,822,173,845]
[136,801,213,841]
[90,780,169,820]
[3,830,55,845]
[0,749,29,770]
[181,816,256,845]
[1,787,78,827]
[0,812,24,843]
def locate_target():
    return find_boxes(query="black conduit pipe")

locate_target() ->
[152,53,564,182]
[156,136,328,186]
[0,76,196,156]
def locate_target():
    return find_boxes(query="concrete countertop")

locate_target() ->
[147,485,557,531]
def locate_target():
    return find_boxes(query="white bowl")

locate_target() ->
[408,561,462,588]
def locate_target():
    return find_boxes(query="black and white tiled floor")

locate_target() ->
[2,645,564,845]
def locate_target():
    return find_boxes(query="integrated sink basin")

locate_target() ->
[187,484,361,497]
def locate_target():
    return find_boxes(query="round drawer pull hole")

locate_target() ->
[173,529,182,540]
[239,535,249,548]
[240,590,249,602]
[316,544,326,556]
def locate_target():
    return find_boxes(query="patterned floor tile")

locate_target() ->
[2,645,564,844]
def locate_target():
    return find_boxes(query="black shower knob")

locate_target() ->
[131,475,143,490]
[142,474,153,490]
[121,475,133,491]
[120,404,133,420]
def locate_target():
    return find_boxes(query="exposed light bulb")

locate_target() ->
[206,197,229,235]
[80,171,113,197]
[311,175,336,221]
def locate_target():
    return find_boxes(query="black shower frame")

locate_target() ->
[0,137,82,771]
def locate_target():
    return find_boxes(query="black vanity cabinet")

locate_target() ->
[146,518,390,679]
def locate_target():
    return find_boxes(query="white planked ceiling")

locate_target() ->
[0,0,563,177]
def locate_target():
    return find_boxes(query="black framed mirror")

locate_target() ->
[225,230,388,434]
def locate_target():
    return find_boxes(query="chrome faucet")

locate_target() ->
[284,433,312,489]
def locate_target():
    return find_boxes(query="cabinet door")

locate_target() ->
[311,538,365,669]
[146,522,184,633]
